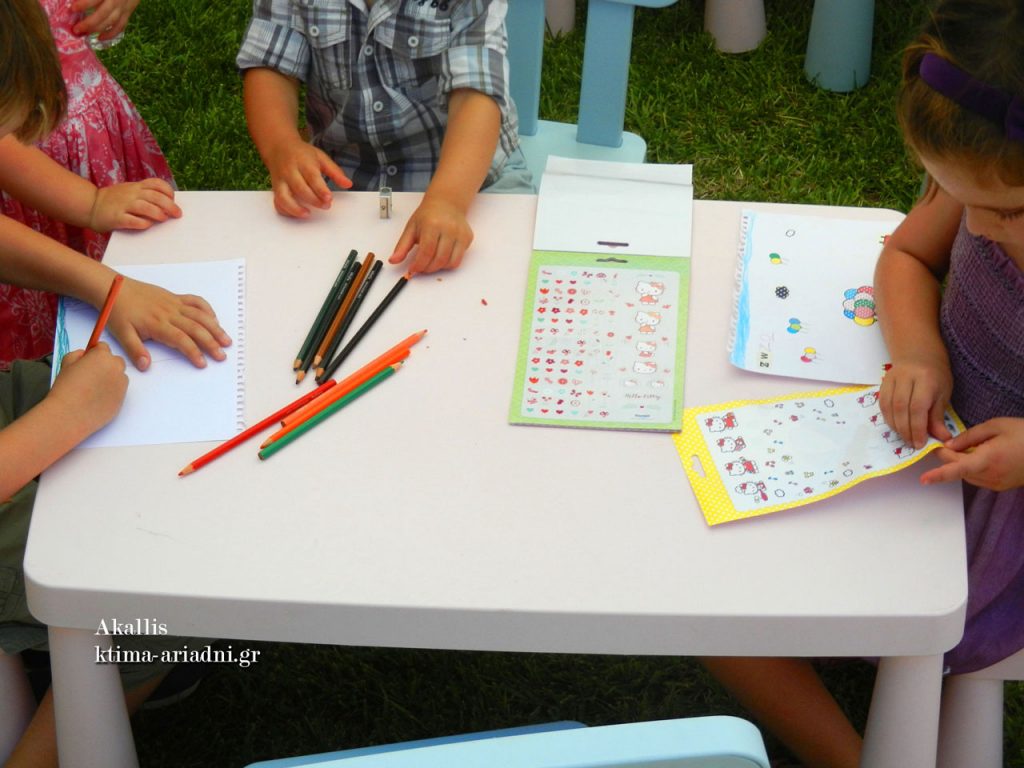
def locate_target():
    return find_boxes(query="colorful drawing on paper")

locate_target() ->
[510,252,689,431]
[673,385,965,525]
[729,210,903,384]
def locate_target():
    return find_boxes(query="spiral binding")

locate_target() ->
[234,262,247,432]
[726,210,754,357]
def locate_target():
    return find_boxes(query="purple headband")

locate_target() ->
[919,52,1024,142]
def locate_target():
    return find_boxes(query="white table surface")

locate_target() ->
[24,191,966,767]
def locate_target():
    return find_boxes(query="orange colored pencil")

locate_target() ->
[264,347,411,447]
[178,378,337,476]
[87,274,124,350]
[268,329,423,438]
[312,253,376,367]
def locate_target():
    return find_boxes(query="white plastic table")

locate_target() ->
[25,191,966,767]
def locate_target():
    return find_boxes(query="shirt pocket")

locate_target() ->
[372,15,450,91]
[292,2,352,90]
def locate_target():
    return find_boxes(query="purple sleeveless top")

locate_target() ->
[940,220,1024,674]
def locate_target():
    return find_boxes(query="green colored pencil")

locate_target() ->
[259,363,401,460]
[293,249,357,369]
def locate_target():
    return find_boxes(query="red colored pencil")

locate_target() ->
[87,274,124,350]
[178,378,337,476]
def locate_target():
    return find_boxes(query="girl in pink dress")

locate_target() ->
[0,0,174,367]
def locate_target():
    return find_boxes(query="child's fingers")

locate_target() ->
[116,328,152,371]
[927,401,953,443]
[179,294,233,349]
[388,223,418,266]
[317,152,353,191]
[943,421,995,452]
[919,449,964,485]
[174,306,229,362]
[272,182,311,219]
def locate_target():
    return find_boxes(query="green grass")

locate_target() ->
[90,1,1024,765]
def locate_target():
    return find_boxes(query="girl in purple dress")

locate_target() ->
[702,2,1024,766]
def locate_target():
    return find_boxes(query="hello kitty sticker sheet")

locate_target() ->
[510,252,689,431]
[673,385,965,525]
[729,209,904,385]
[510,157,694,432]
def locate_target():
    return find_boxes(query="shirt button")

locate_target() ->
[363,45,373,56]
[407,35,419,48]
[308,24,319,37]
[387,165,397,176]
[373,100,384,113]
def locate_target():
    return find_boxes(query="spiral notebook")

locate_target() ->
[728,209,903,384]
[53,259,246,448]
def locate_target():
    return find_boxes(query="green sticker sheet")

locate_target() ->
[509,251,690,431]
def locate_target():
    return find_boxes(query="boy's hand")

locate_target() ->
[88,179,182,233]
[878,351,953,449]
[389,195,473,274]
[265,138,353,219]
[50,344,129,437]
[921,417,1024,491]
[107,278,232,370]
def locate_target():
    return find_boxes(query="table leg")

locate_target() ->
[49,626,139,768]
[861,654,943,768]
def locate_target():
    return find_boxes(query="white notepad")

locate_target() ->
[52,259,245,448]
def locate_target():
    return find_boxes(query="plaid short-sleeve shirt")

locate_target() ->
[237,0,519,192]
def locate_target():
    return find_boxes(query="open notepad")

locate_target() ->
[53,259,245,448]
[509,157,694,431]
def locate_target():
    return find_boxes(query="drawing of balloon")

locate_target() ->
[775,286,789,299]
[800,347,817,363]
[786,317,804,334]
[768,252,784,265]
[842,285,877,326]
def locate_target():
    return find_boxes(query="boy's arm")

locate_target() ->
[242,68,351,218]
[874,185,963,447]
[0,136,180,231]
[0,346,127,501]
[388,89,500,273]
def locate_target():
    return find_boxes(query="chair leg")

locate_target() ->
[0,651,36,763]
[937,676,1004,768]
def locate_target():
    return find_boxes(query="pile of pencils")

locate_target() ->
[179,251,418,475]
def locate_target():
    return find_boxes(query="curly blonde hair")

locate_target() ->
[0,0,67,143]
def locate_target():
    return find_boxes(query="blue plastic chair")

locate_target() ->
[506,0,678,183]
[245,717,770,767]
[804,0,875,92]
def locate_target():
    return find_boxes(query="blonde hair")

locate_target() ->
[0,0,67,143]
[899,0,1024,186]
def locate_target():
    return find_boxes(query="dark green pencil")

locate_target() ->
[293,249,357,369]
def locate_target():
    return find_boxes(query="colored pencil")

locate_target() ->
[178,378,337,476]
[317,272,410,384]
[259,364,401,460]
[315,259,382,381]
[265,347,410,446]
[296,258,360,383]
[312,253,376,368]
[277,329,425,431]
[87,273,124,350]
[293,250,357,369]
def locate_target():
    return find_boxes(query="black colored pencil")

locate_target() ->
[317,271,410,384]
[297,258,360,383]
[315,260,383,381]
[293,250,357,369]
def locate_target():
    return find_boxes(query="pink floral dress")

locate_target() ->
[0,0,174,368]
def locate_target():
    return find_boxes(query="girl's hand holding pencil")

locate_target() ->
[107,277,232,371]
[49,343,128,441]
